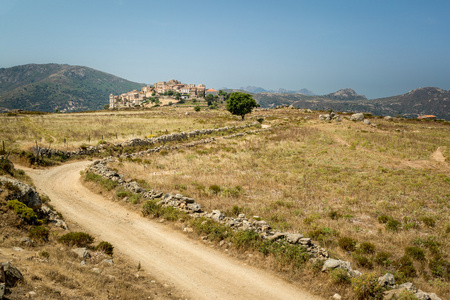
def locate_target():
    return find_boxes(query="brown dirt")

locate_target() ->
[23,161,322,300]
[431,147,446,162]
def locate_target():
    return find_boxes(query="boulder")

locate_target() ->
[378,273,395,287]
[286,233,303,244]
[72,248,91,259]
[0,176,42,209]
[363,119,371,125]
[350,113,364,122]
[1,262,24,287]
[321,259,351,272]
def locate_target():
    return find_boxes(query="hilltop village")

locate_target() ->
[109,79,219,109]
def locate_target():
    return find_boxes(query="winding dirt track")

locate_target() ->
[25,161,321,300]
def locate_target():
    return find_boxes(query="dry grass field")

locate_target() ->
[1,106,449,298]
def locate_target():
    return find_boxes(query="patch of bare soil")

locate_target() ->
[431,147,446,162]
[24,161,321,300]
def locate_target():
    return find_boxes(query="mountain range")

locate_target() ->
[0,64,144,112]
[0,64,448,120]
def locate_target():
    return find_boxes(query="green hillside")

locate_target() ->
[0,64,144,112]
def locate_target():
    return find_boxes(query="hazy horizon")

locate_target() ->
[1,0,449,98]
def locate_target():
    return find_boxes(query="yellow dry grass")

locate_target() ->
[107,108,449,297]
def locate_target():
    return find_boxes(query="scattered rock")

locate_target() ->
[72,248,91,259]
[19,237,36,246]
[350,113,364,122]
[363,119,371,125]
[378,273,395,287]
[332,293,342,300]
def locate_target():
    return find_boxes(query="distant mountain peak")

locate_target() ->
[326,88,367,100]
[239,86,315,95]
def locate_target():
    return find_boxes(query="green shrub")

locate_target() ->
[95,241,114,256]
[378,215,391,224]
[39,251,50,259]
[351,273,385,300]
[405,247,426,261]
[338,237,357,252]
[429,256,450,279]
[190,218,229,241]
[259,241,309,269]
[329,210,340,220]
[395,256,417,278]
[194,105,200,112]
[374,252,392,267]
[330,268,351,285]
[84,172,118,191]
[354,254,374,269]
[116,187,132,199]
[359,242,376,254]
[421,216,436,228]
[7,200,42,224]
[412,236,441,255]
[0,158,14,175]
[231,230,260,249]
[28,226,49,242]
[208,184,222,194]
[57,232,94,247]
[222,186,243,198]
[129,193,141,204]
[386,219,401,231]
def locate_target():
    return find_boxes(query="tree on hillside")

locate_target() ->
[226,92,258,120]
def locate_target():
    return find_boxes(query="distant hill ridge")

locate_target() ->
[0,63,144,112]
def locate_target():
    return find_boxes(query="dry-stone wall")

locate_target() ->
[88,158,330,259]
[33,123,259,159]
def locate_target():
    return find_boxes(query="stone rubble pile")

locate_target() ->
[319,112,342,122]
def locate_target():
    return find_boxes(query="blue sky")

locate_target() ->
[1,0,449,98]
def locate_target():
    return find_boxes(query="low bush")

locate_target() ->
[405,246,426,261]
[129,193,141,204]
[231,230,260,250]
[95,241,114,256]
[84,172,118,191]
[386,219,401,232]
[116,187,132,199]
[338,237,357,252]
[378,215,391,224]
[208,184,222,194]
[354,254,374,269]
[190,218,229,241]
[57,232,94,247]
[429,256,450,279]
[28,226,49,242]
[421,216,436,228]
[7,199,42,224]
[395,256,417,278]
[39,251,50,259]
[358,242,376,254]
[330,268,351,285]
[351,273,385,300]
[0,158,14,175]
[329,210,340,220]
[374,252,392,267]
[259,241,310,270]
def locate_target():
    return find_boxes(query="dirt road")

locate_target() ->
[25,161,321,300]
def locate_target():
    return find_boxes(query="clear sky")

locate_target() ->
[1,0,449,98]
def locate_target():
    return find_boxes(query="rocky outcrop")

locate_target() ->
[0,176,41,209]
[1,262,23,288]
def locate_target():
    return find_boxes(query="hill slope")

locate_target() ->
[0,64,144,112]
[254,87,450,120]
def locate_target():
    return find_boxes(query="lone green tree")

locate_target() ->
[226,92,258,120]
